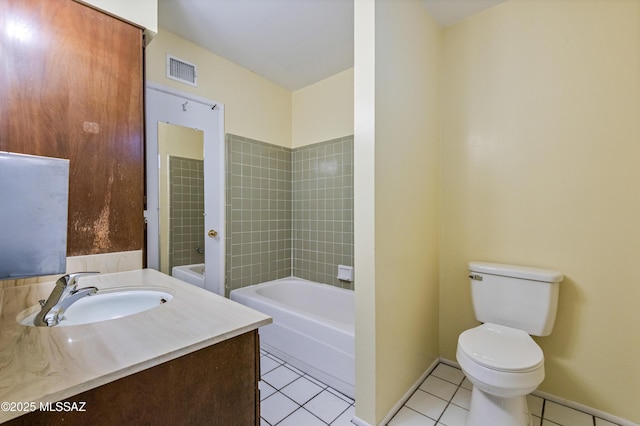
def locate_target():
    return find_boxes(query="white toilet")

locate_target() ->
[456,262,563,426]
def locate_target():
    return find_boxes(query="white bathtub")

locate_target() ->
[230,277,355,398]
[171,263,204,288]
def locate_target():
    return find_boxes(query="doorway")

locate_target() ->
[145,83,225,296]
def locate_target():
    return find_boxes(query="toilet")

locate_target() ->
[456,262,563,426]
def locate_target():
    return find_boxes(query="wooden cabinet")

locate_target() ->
[0,0,144,256]
[6,331,261,425]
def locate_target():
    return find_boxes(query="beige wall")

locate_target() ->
[292,68,354,147]
[439,0,640,422]
[139,1,640,423]
[354,0,441,423]
[146,30,292,147]
[147,30,355,149]
[354,0,377,420]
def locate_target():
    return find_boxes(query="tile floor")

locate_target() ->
[387,363,623,426]
[260,349,355,425]
[260,349,626,426]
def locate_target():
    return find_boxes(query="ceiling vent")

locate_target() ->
[166,54,197,87]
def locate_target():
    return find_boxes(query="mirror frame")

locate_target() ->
[145,82,225,296]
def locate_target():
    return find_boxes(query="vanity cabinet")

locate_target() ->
[6,330,261,425]
[0,0,144,256]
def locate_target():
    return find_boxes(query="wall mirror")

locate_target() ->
[157,123,204,275]
[145,83,225,296]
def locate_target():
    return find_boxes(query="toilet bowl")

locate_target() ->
[456,262,563,426]
[457,323,544,426]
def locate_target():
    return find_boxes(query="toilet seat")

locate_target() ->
[458,323,544,373]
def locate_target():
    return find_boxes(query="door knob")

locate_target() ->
[208,229,218,238]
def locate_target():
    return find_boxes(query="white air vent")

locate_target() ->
[166,54,197,86]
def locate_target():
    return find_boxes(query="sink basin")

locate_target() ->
[19,289,173,327]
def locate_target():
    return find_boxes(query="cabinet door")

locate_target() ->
[0,0,144,256]
[4,331,260,425]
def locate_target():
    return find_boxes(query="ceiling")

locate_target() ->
[158,0,507,91]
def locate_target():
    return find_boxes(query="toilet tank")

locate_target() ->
[469,262,563,336]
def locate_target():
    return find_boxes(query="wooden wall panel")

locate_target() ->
[0,0,144,255]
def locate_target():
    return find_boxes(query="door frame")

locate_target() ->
[145,82,225,296]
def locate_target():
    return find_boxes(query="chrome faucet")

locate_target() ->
[33,272,99,327]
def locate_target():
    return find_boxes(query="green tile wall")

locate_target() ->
[225,135,292,293]
[169,156,205,270]
[292,136,354,289]
[225,134,354,294]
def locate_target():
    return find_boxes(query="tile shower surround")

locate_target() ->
[292,139,354,287]
[169,156,205,271]
[225,134,354,294]
[225,135,292,293]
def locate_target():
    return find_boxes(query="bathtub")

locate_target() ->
[230,277,355,398]
[171,263,204,288]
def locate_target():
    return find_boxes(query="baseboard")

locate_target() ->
[533,390,639,426]
[378,358,441,425]
[350,415,371,426]
[438,357,460,369]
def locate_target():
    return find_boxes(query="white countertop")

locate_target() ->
[0,269,271,423]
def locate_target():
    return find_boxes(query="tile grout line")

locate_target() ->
[268,387,354,426]
[262,388,303,426]
[435,378,464,425]
[388,405,434,425]
[260,349,357,426]
[277,404,328,426]
[327,403,355,426]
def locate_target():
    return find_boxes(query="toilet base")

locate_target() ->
[466,386,533,426]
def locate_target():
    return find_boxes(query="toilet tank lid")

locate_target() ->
[469,262,563,283]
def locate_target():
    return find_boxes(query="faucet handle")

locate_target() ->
[53,272,100,301]
[34,272,100,327]
[65,271,100,290]
[68,271,100,280]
